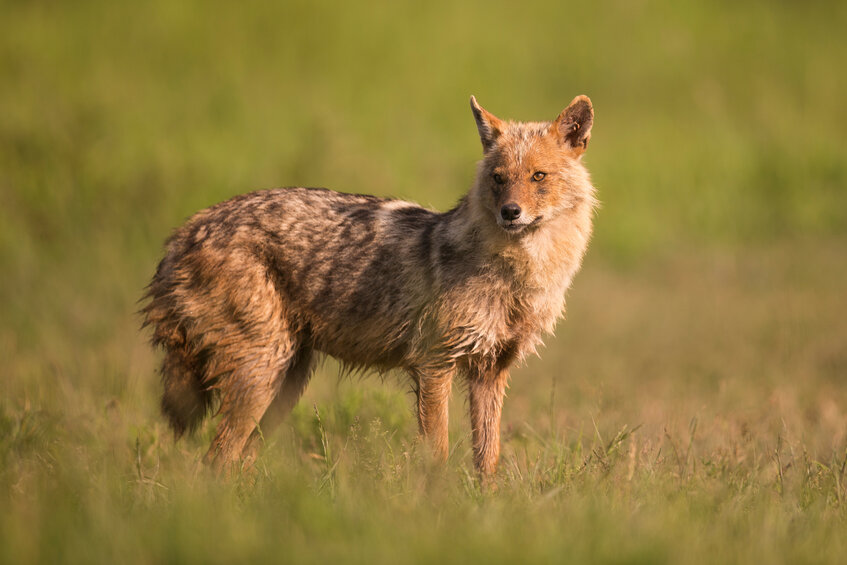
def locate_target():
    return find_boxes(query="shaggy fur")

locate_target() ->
[142,95,597,478]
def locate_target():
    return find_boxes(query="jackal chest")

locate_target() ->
[433,275,568,363]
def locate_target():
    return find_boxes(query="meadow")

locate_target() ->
[2,0,846,563]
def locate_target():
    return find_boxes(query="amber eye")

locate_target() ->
[492,173,505,184]
[532,171,546,182]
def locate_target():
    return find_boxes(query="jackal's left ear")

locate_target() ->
[551,95,593,157]
[470,96,504,152]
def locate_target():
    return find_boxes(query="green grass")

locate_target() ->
[2,0,847,563]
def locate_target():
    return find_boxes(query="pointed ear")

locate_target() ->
[470,95,504,152]
[551,95,593,157]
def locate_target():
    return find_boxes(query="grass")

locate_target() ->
[2,0,846,563]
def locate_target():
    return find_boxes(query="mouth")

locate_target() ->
[499,216,542,234]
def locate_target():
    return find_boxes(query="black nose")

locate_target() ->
[500,203,522,221]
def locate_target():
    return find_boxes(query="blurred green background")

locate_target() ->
[2,0,846,563]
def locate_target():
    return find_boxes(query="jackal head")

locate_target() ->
[469,95,594,235]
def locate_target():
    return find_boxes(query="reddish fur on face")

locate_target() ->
[470,95,595,240]
[142,96,597,480]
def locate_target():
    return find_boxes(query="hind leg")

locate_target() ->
[203,338,301,473]
[241,344,315,464]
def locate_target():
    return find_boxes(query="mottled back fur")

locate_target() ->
[142,95,597,477]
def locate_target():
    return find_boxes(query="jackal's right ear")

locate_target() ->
[470,96,504,152]
[552,95,594,157]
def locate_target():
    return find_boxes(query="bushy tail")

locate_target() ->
[160,348,214,438]
[141,272,215,438]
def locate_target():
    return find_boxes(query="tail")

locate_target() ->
[141,260,215,438]
[160,347,214,438]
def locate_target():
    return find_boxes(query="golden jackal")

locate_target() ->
[142,95,597,478]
